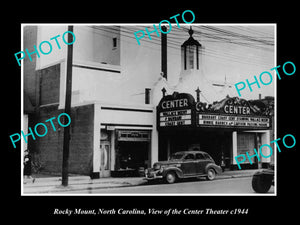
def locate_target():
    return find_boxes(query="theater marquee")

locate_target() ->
[157,92,271,130]
[157,92,195,129]
[198,114,270,128]
[196,96,270,129]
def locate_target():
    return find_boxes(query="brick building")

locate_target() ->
[23,25,156,178]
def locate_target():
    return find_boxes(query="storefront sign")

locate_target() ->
[117,130,151,142]
[106,125,115,131]
[198,114,270,128]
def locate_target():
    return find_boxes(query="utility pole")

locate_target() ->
[161,26,167,80]
[62,25,74,186]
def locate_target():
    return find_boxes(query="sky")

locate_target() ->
[31,24,276,105]
[126,24,275,100]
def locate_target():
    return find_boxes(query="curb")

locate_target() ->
[23,180,147,194]
[30,183,137,194]
[23,171,256,194]
[217,173,254,180]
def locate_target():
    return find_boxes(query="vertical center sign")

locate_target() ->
[157,92,196,129]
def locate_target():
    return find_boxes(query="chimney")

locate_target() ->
[145,88,151,104]
[161,26,167,80]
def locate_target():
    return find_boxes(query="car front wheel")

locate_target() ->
[206,168,216,181]
[165,171,177,184]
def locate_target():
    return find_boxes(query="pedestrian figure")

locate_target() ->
[23,149,35,184]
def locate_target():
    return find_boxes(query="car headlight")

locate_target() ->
[153,163,161,170]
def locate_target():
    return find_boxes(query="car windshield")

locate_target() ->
[169,152,185,160]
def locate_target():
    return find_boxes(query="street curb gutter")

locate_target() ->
[23,172,255,194]
[23,181,145,194]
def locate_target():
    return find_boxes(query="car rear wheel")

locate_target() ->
[206,168,216,181]
[165,171,177,184]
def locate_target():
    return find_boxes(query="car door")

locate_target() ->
[195,153,209,174]
[181,153,196,176]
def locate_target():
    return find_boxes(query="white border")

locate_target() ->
[21,23,276,196]
[21,24,24,191]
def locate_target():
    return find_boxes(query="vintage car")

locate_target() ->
[144,151,222,184]
[252,164,274,193]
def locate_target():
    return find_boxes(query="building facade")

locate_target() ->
[23,25,274,178]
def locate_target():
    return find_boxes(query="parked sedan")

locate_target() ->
[145,151,222,184]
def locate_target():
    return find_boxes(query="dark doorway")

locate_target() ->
[159,129,232,167]
[117,141,149,171]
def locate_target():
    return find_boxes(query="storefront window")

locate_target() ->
[237,133,255,155]
[115,130,151,173]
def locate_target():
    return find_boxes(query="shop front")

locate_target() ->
[157,92,272,170]
[92,103,154,178]
[114,130,151,176]
[99,128,152,177]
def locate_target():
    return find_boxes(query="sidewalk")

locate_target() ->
[23,169,259,194]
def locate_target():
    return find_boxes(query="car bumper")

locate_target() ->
[253,169,274,177]
[144,169,163,180]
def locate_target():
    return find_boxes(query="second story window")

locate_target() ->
[113,37,117,48]
[188,46,194,69]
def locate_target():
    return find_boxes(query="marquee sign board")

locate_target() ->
[157,93,271,130]
[157,92,195,129]
[160,109,192,127]
[196,97,271,129]
[198,114,270,129]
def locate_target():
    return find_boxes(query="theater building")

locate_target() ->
[154,27,273,170]
[23,25,273,178]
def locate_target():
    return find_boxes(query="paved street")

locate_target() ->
[23,169,275,195]
[65,177,274,195]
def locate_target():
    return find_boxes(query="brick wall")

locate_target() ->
[30,104,94,175]
[38,64,60,105]
[24,26,38,107]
